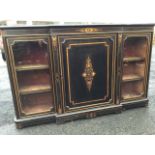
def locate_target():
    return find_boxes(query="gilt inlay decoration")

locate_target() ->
[82,56,96,92]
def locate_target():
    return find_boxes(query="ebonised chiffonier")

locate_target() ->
[1,24,154,128]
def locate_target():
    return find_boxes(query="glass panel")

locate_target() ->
[21,92,53,115]
[123,37,147,58]
[121,81,144,100]
[121,36,148,101]
[17,70,52,94]
[122,62,145,80]
[12,40,49,66]
[11,39,54,115]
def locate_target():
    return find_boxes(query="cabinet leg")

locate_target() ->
[16,122,24,129]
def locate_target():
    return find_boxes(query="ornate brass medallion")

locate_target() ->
[82,56,96,92]
[80,27,98,33]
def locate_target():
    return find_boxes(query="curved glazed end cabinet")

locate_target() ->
[1,24,154,128]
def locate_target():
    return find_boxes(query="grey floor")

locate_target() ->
[0,47,155,135]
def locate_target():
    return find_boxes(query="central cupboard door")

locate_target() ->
[58,34,117,112]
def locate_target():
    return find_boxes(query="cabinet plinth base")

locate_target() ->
[15,114,56,129]
[14,100,149,129]
[56,105,122,124]
[15,105,122,128]
[121,98,149,110]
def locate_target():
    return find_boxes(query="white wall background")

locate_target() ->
[0,0,155,63]
[0,0,155,23]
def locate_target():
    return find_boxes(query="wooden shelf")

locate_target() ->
[23,104,53,115]
[16,64,49,71]
[19,85,52,95]
[123,57,144,63]
[122,93,144,100]
[122,75,143,82]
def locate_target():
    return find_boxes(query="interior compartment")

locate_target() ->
[123,37,148,58]
[21,92,53,115]
[12,40,49,66]
[122,62,145,81]
[121,81,144,100]
[17,70,52,93]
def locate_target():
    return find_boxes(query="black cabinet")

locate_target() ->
[1,24,154,128]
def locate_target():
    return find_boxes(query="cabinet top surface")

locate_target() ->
[0,23,154,29]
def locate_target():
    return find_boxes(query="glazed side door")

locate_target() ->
[4,36,56,117]
[56,34,117,113]
[119,33,152,103]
